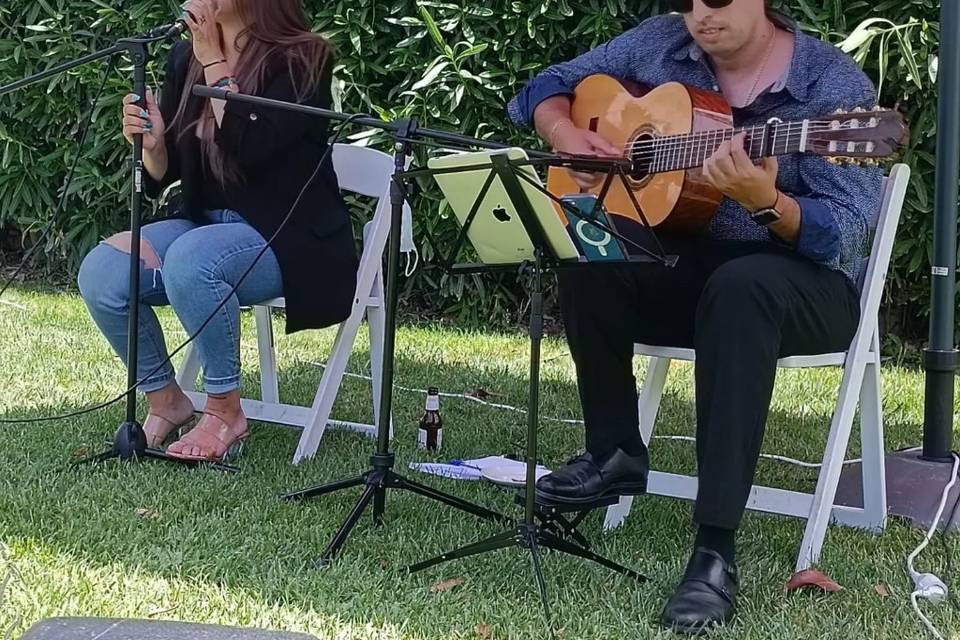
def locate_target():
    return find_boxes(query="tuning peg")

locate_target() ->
[853,107,864,113]
[833,108,844,115]
[827,156,841,165]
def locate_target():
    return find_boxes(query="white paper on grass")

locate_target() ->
[409,455,551,485]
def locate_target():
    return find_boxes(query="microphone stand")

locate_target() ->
[189,86,517,559]
[0,26,237,472]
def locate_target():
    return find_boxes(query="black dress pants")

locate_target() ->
[558,237,861,530]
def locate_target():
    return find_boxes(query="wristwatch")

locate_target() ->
[750,191,783,227]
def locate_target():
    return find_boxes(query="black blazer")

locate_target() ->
[145,41,358,333]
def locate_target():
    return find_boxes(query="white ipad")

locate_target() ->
[428,148,580,265]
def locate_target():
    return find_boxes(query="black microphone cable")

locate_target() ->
[0,54,118,301]
[0,111,372,425]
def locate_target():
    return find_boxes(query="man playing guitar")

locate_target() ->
[508,0,883,633]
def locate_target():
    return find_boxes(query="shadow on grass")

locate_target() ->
[0,349,928,640]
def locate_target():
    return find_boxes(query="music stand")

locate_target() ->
[190,88,674,629]
[403,150,676,632]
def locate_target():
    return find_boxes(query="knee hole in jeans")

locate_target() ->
[103,232,162,270]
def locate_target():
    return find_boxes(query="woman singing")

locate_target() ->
[78,0,357,463]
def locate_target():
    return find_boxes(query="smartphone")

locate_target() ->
[560,194,626,262]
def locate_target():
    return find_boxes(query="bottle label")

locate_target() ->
[418,427,442,452]
[425,396,440,411]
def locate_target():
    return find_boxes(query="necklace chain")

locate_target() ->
[742,24,778,107]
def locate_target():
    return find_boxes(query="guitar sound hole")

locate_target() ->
[628,133,654,181]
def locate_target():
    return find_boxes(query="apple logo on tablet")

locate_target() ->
[492,205,511,223]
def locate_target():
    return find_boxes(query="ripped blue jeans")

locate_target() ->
[77,209,283,395]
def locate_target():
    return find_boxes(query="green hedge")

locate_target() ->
[0,0,951,337]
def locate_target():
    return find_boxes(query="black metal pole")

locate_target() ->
[525,251,544,528]
[112,39,150,458]
[191,86,555,158]
[379,135,411,459]
[923,0,960,462]
[0,46,122,97]
[371,130,414,523]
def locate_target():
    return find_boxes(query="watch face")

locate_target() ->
[751,209,781,226]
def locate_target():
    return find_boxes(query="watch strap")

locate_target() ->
[750,191,783,227]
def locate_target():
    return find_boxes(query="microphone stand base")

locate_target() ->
[72,421,240,473]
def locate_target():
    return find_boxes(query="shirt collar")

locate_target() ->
[671,15,813,102]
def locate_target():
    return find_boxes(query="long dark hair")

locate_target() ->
[172,0,331,183]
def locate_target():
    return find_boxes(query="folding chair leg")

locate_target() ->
[795,356,868,572]
[176,344,202,393]
[639,357,671,445]
[858,328,887,532]
[293,307,367,465]
[604,357,672,531]
[254,305,279,404]
[367,271,392,440]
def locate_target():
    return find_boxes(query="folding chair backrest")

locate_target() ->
[330,143,413,248]
[331,144,396,200]
[856,163,911,315]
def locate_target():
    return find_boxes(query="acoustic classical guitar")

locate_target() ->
[546,74,908,234]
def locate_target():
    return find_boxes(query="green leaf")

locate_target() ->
[410,60,450,91]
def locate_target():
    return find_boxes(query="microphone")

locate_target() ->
[161,9,196,40]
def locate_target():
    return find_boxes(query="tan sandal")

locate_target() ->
[143,410,196,449]
[166,410,249,463]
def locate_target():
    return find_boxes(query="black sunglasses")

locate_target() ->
[670,0,735,12]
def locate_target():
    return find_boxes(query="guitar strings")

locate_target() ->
[620,123,874,170]
[558,120,876,175]
[622,116,882,149]
[622,121,867,157]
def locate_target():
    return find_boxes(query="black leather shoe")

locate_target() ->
[661,548,739,635]
[535,447,648,505]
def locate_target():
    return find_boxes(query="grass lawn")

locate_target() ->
[0,286,958,640]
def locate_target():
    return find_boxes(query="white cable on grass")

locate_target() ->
[313,363,900,468]
[911,592,945,640]
[905,452,959,640]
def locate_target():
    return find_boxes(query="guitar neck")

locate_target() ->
[646,120,812,174]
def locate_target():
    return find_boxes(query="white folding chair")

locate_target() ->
[603,164,911,572]
[177,144,408,464]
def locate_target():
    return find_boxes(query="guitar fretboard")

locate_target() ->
[642,121,811,174]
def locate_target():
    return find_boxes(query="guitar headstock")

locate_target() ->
[805,108,908,166]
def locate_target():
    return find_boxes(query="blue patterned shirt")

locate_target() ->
[507,14,884,282]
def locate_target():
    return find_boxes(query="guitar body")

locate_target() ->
[547,76,734,233]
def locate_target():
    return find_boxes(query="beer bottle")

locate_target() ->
[417,387,442,452]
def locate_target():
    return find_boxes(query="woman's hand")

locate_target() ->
[183,0,225,66]
[121,88,165,153]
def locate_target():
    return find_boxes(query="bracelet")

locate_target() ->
[761,190,782,212]
[547,118,573,148]
[209,76,238,89]
[202,59,227,69]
